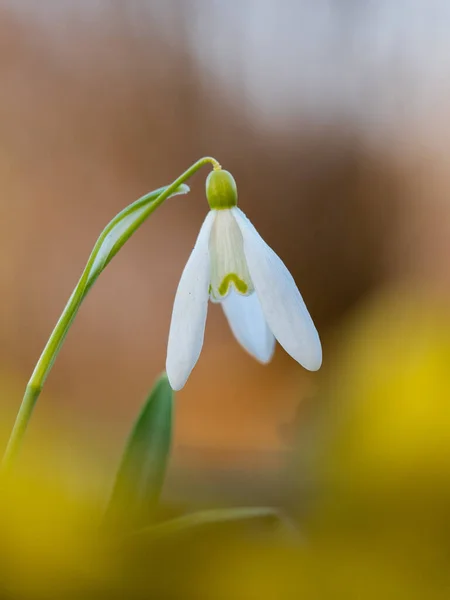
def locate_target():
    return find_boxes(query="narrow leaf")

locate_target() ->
[87,183,189,288]
[105,373,174,528]
[126,507,299,541]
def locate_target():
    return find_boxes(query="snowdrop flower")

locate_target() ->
[166,169,322,390]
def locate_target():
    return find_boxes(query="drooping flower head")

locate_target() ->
[166,168,322,390]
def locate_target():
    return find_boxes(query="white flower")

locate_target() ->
[166,169,322,391]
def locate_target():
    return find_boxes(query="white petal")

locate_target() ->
[232,207,322,371]
[222,290,275,363]
[209,209,254,301]
[166,212,215,390]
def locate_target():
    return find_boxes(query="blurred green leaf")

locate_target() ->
[105,373,174,528]
[128,507,298,541]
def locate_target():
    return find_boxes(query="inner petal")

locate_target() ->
[209,209,254,302]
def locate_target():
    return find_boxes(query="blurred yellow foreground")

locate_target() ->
[0,287,449,599]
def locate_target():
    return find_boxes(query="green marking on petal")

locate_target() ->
[218,273,248,296]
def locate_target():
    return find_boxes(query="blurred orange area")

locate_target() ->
[2,0,450,475]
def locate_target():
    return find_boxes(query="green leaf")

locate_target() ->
[127,507,298,541]
[86,183,189,289]
[105,373,174,528]
[32,183,189,387]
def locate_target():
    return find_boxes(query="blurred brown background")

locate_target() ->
[0,0,449,499]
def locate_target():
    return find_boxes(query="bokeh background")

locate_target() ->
[1,3,450,594]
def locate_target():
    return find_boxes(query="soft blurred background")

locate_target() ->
[1,1,450,596]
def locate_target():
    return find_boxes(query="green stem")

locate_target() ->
[1,156,220,472]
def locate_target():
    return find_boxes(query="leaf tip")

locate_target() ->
[174,183,190,196]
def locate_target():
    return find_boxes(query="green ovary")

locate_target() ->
[206,170,238,210]
[218,273,248,296]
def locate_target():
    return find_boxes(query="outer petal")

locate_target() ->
[232,207,322,371]
[222,290,275,363]
[166,212,215,390]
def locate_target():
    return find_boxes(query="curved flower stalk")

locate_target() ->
[166,170,322,391]
[2,157,220,471]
